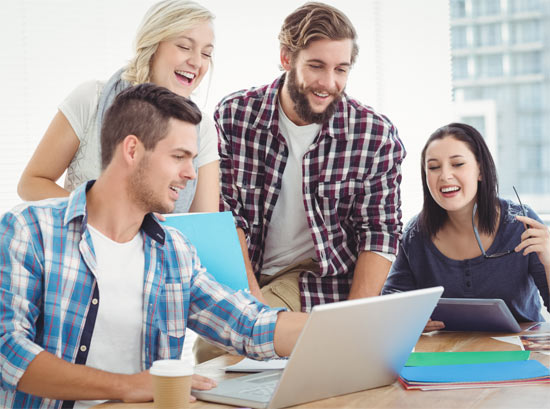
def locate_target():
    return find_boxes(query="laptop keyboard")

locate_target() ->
[239,372,281,399]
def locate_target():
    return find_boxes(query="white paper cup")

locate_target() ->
[150,360,194,409]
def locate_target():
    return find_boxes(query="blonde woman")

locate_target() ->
[18,0,219,213]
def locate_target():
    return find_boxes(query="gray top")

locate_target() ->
[59,79,219,213]
[382,198,549,322]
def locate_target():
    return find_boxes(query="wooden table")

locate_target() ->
[95,325,550,408]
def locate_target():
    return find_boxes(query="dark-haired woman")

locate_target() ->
[383,123,550,330]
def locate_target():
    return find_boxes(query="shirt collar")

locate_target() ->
[253,73,350,141]
[65,180,166,245]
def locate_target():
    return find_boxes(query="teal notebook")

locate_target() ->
[405,351,530,367]
[162,212,249,292]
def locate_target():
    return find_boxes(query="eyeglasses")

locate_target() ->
[472,186,525,259]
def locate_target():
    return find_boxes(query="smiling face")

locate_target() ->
[280,38,352,125]
[128,118,197,214]
[149,20,214,98]
[424,135,482,214]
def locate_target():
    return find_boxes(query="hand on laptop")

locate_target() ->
[423,319,445,333]
[190,374,217,401]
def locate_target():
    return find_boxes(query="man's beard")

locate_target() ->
[286,67,343,124]
[127,155,173,215]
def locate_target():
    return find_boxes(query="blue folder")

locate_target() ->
[400,360,550,383]
[162,212,249,292]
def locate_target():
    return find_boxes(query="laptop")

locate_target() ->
[193,286,443,409]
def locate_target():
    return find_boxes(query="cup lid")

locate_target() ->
[150,359,194,377]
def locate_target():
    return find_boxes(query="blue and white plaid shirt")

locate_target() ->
[0,181,280,409]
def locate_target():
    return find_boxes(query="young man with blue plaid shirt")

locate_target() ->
[0,84,306,408]
[216,3,406,312]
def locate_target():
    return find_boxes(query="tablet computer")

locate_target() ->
[431,298,521,333]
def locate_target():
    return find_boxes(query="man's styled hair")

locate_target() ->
[122,0,214,85]
[419,123,500,237]
[278,2,358,64]
[100,83,202,169]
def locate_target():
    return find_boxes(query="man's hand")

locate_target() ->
[253,286,269,305]
[18,351,155,402]
[189,374,217,402]
[120,371,153,403]
[123,372,217,403]
[236,228,269,304]
[348,252,391,299]
[273,311,309,357]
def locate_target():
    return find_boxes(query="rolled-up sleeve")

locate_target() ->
[355,123,405,256]
[214,104,251,235]
[0,212,45,390]
[182,233,283,360]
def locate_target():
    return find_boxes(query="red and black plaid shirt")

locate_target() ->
[216,75,406,311]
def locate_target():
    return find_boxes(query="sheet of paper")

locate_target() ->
[225,357,288,372]
[492,336,523,348]
[405,351,530,367]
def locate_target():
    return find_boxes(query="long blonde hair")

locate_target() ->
[123,0,214,85]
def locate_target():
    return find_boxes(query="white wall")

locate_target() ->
[0,0,453,221]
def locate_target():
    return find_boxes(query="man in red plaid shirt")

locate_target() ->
[217,2,406,313]
[195,2,406,363]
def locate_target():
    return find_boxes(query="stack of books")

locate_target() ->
[399,351,550,390]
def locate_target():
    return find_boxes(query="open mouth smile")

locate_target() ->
[175,70,196,85]
[440,186,460,196]
[169,185,184,200]
[312,90,330,98]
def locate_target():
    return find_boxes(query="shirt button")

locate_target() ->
[92,298,98,305]
[466,281,471,287]
[80,345,87,352]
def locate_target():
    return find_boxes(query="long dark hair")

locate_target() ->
[419,123,499,237]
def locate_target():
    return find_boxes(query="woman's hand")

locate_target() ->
[515,215,550,269]
[423,318,445,333]
[153,212,166,222]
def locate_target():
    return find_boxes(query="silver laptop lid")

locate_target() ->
[269,286,443,408]
[195,286,443,409]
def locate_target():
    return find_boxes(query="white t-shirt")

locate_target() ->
[59,80,219,192]
[261,106,320,275]
[74,225,145,409]
[262,106,396,274]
